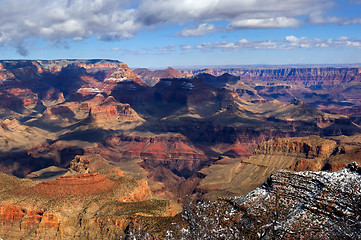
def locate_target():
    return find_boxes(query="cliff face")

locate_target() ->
[134,67,183,86]
[230,163,361,239]
[180,66,361,119]
[102,133,209,178]
[254,136,337,159]
[105,62,144,86]
[1,59,360,212]
[183,67,361,85]
[198,135,361,198]
[89,97,143,125]
[0,156,175,240]
[119,163,361,239]
[42,94,143,127]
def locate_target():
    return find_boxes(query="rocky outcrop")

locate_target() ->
[69,154,124,176]
[254,135,337,159]
[0,162,176,239]
[0,66,16,82]
[134,67,183,86]
[41,94,143,126]
[105,63,144,86]
[103,133,209,178]
[230,163,361,239]
[18,173,116,198]
[43,105,76,120]
[250,135,355,173]
[122,163,361,239]
[183,67,361,85]
[89,97,143,124]
[198,136,361,197]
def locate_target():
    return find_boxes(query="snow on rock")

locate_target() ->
[128,163,361,239]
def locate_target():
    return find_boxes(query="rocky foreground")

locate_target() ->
[125,163,361,239]
[1,158,360,239]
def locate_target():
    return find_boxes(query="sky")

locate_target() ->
[1,0,361,68]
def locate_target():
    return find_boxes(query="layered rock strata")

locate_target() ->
[198,136,361,197]
[0,159,175,239]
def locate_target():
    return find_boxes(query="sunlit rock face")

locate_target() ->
[0,156,175,240]
[0,60,361,239]
[134,67,184,86]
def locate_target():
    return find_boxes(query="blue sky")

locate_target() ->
[1,0,361,68]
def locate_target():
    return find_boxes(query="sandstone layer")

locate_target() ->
[1,60,361,206]
[120,163,361,239]
[198,135,361,198]
[0,156,175,240]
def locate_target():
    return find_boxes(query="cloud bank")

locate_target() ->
[0,0,140,55]
[0,0,360,55]
[181,36,361,51]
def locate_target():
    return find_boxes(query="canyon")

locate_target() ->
[139,163,361,239]
[0,60,361,238]
[178,66,361,119]
[0,156,175,239]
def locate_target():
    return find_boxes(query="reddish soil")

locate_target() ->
[18,173,116,198]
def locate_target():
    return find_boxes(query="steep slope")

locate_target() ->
[0,156,176,240]
[196,73,240,89]
[0,60,360,208]
[198,135,361,198]
[181,66,361,84]
[228,163,361,239]
[120,77,346,150]
[101,133,209,177]
[121,163,361,239]
[134,67,183,86]
[180,66,361,118]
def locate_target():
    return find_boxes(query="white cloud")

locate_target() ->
[138,0,332,24]
[179,23,217,37]
[307,10,361,25]
[137,0,333,36]
[181,36,361,51]
[307,11,345,24]
[0,32,11,44]
[1,0,360,55]
[112,44,176,55]
[229,17,300,29]
[0,0,140,55]
[157,44,176,53]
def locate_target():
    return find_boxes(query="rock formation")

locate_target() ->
[1,60,361,238]
[0,156,175,239]
[1,60,361,227]
[126,163,361,239]
[134,67,183,86]
[181,67,361,85]
[198,135,361,198]
[105,62,144,86]
[180,66,361,120]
